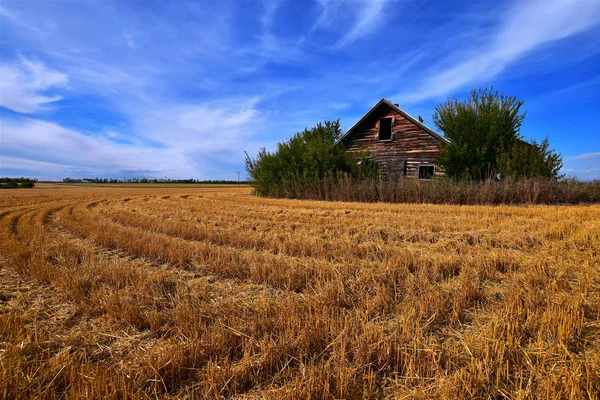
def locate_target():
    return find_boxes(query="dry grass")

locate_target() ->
[0,183,598,399]
[255,175,600,205]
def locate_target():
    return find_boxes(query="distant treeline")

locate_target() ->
[0,177,37,189]
[62,177,247,184]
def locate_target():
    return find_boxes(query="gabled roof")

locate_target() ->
[336,98,451,145]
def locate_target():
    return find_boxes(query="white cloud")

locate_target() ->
[561,151,600,180]
[139,97,263,155]
[335,0,388,47]
[0,118,197,178]
[248,0,390,56]
[122,29,136,49]
[307,0,332,35]
[570,152,600,161]
[562,167,600,178]
[0,5,45,35]
[396,0,600,103]
[235,0,304,69]
[331,102,350,110]
[0,96,264,179]
[0,57,68,113]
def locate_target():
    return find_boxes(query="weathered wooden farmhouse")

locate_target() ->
[338,98,450,179]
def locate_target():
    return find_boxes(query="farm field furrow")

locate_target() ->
[1,184,598,399]
[93,196,576,264]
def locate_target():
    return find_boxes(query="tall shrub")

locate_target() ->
[434,88,562,180]
[245,120,377,197]
[498,138,563,178]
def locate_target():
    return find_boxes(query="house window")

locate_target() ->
[419,165,435,180]
[378,118,392,141]
[403,160,408,177]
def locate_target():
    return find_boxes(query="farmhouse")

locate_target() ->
[338,98,450,179]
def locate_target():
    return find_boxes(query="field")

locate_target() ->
[1,184,598,399]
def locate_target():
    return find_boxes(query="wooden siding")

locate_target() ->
[342,103,444,178]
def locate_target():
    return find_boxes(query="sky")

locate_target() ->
[0,0,599,181]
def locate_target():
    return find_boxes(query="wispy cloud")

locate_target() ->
[236,0,304,69]
[307,0,332,36]
[335,0,388,47]
[396,0,600,103]
[0,119,184,175]
[0,96,265,180]
[122,29,136,49]
[570,152,600,161]
[138,97,264,153]
[562,151,600,180]
[0,5,45,35]
[565,167,600,172]
[0,57,68,113]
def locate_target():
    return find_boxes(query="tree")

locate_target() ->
[433,88,562,180]
[0,177,35,188]
[245,120,377,197]
[498,137,563,179]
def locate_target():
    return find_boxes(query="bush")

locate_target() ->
[498,138,563,179]
[0,181,19,189]
[246,120,377,197]
[19,181,35,188]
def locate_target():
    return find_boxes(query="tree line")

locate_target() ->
[62,178,247,184]
[0,177,37,189]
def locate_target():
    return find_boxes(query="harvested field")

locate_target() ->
[1,184,599,399]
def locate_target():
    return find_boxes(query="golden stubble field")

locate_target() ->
[0,183,598,399]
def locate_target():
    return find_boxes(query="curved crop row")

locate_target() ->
[0,186,598,399]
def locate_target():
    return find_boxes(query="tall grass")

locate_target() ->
[255,175,600,205]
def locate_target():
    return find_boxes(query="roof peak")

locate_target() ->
[336,98,450,145]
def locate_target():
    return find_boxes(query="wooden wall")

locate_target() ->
[342,104,444,178]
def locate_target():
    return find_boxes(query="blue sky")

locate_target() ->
[1,0,599,181]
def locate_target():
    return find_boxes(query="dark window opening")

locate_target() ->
[419,165,435,180]
[378,118,392,141]
[403,160,408,177]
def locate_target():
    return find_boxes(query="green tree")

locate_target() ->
[19,181,35,188]
[245,120,377,197]
[433,88,526,180]
[433,88,562,180]
[498,137,563,179]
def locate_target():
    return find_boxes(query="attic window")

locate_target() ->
[419,165,435,180]
[378,118,392,141]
